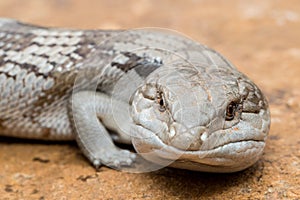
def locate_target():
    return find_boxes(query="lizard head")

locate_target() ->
[130,60,270,172]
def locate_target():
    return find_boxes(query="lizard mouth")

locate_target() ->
[131,124,266,172]
[169,140,265,172]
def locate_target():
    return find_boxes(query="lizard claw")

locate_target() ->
[92,159,102,169]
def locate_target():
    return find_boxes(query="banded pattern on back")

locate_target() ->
[0,19,115,139]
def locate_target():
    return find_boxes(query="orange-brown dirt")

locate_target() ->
[0,0,299,199]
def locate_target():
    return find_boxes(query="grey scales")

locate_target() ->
[0,18,270,173]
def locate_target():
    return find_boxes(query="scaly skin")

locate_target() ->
[0,18,270,172]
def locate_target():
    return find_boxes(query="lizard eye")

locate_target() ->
[225,102,238,121]
[156,91,166,112]
[159,99,164,106]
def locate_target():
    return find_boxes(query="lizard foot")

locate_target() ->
[92,149,136,169]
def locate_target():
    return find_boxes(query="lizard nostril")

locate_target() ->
[190,126,206,136]
[169,126,176,138]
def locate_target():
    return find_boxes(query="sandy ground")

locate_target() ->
[0,0,299,199]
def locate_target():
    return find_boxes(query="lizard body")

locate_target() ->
[0,19,270,172]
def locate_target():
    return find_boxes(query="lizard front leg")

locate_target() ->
[69,91,136,169]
